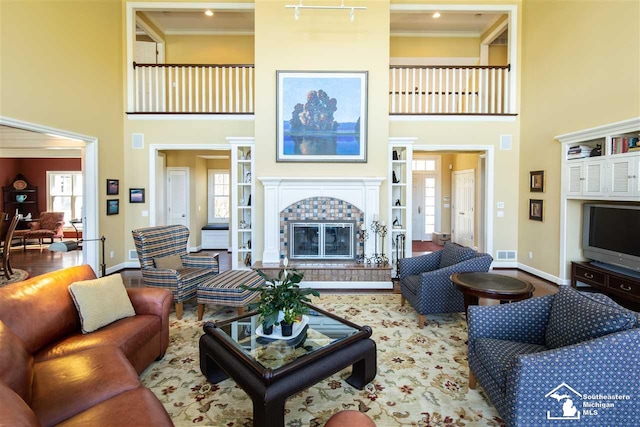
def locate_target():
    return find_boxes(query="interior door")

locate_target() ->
[167,168,189,228]
[411,175,424,240]
[452,169,475,247]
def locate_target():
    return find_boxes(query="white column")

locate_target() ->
[259,178,282,264]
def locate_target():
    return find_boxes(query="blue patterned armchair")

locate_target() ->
[132,225,219,320]
[468,286,640,426]
[399,242,493,328]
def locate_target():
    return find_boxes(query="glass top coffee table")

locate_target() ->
[199,304,377,427]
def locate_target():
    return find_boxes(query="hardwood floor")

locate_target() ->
[8,243,559,298]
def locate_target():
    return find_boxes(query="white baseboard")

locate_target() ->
[518,262,569,285]
[106,262,127,276]
[300,280,393,290]
[491,261,518,269]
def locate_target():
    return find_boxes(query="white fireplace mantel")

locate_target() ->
[258,176,385,264]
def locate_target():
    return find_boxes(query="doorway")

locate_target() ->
[0,116,100,273]
[406,145,492,257]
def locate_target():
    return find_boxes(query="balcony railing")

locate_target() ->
[389,65,512,115]
[130,63,512,116]
[132,63,254,114]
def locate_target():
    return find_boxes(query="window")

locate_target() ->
[47,172,83,225]
[208,170,230,223]
[412,158,436,171]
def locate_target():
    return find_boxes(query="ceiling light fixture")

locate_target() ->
[432,11,441,18]
[204,9,214,17]
[285,0,367,21]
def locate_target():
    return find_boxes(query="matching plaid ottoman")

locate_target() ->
[197,269,264,320]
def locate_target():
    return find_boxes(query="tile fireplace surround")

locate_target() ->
[258,177,392,289]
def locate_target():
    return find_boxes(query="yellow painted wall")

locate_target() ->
[0,0,124,271]
[519,0,640,278]
[489,45,508,65]
[390,37,480,58]
[165,35,255,64]
[252,0,391,260]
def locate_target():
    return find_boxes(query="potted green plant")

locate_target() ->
[242,258,319,337]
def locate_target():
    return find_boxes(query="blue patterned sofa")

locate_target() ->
[468,286,640,426]
[399,242,493,328]
[132,225,219,320]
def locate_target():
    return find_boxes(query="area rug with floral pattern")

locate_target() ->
[140,294,504,427]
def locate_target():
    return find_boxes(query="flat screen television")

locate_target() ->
[582,203,640,273]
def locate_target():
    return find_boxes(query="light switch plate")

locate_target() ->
[497,210,504,217]
[497,202,505,209]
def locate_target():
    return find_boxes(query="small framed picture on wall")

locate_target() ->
[129,188,145,203]
[529,199,543,221]
[529,170,544,192]
[107,179,119,195]
[107,199,119,215]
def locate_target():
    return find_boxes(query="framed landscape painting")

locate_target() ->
[276,71,368,162]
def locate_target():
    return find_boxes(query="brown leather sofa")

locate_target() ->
[0,265,174,427]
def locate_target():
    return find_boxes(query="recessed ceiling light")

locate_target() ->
[432,12,441,19]
[204,10,214,17]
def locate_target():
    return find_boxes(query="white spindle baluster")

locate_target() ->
[497,68,502,114]
[445,68,450,113]
[235,67,240,113]
[134,66,140,112]
[503,69,510,114]
[404,68,409,113]
[168,67,173,112]
[241,67,246,112]
[391,68,396,113]
[418,68,423,113]
[194,67,200,112]
[208,67,213,113]
[471,68,476,113]
[181,67,186,112]
[431,68,437,113]
[437,68,442,113]
[398,68,403,113]
[140,67,146,112]
[153,66,158,112]
[464,68,469,113]
[457,68,463,113]
[215,67,220,112]
[483,68,489,114]
[188,67,193,113]
[161,67,166,112]
[222,67,227,113]
[411,68,416,113]
[249,67,254,113]
[490,68,495,114]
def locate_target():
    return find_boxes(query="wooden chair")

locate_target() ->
[13,212,65,250]
[1,215,20,279]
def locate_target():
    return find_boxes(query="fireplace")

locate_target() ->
[257,177,391,290]
[289,221,356,260]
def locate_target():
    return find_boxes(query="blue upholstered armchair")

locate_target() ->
[399,242,493,328]
[468,286,640,426]
[132,225,219,319]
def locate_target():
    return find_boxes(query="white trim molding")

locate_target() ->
[258,177,385,264]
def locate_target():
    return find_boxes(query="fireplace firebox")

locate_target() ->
[289,221,356,260]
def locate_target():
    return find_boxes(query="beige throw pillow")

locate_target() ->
[154,254,184,270]
[68,274,136,334]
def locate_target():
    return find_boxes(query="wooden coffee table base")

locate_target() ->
[451,272,534,311]
[199,330,376,427]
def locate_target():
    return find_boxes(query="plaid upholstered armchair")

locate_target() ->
[468,286,640,426]
[132,225,219,319]
[398,242,493,328]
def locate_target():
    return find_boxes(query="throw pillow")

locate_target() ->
[545,286,638,349]
[439,242,475,269]
[154,254,184,270]
[68,274,136,334]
